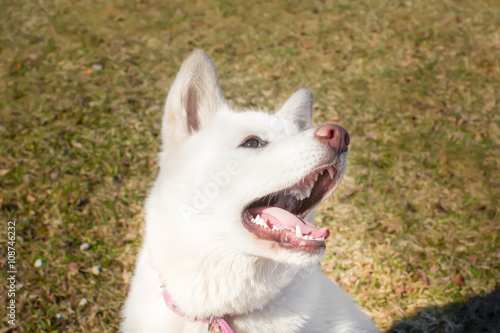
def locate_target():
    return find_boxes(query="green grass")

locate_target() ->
[1,0,499,331]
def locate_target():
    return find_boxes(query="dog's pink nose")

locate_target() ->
[314,124,350,153]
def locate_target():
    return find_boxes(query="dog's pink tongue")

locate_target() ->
[249,207,330,239]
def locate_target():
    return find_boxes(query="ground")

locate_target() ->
[0,0,499,332]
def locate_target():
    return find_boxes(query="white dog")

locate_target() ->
[122,50,379,333]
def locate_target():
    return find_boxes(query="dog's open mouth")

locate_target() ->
[242,165,339,253]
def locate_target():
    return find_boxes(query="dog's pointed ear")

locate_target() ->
[275,88,313,131]
[162,49,226,151]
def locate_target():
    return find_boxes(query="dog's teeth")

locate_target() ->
[314,173,319,181]
[289,189,301,199]
[252,214,266,227]
[255,215,270,229]
[304,186,312,198]
[292,189,305,200]
[327,167,334,179]
[295,225,302,238]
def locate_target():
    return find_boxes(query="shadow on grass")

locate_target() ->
[388,288,500,333]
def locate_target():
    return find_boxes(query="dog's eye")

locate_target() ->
[240,137,265,148]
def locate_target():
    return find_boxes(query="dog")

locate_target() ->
[122,50,379,333]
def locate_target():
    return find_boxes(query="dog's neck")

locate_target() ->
[144,180,303,319]
[148,240,299,319]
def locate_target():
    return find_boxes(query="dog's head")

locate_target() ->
[150,50,349,266]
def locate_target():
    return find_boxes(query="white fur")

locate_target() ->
[122,50,379,333]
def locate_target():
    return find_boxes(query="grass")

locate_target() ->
[0,0,499,331]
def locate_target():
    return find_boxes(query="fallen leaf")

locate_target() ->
[26,194,36,202]
[472,204,486,211]
[381,219,403,233]
[429,265,439,274]
[82,68,93,74]
[50,171,59,180]
[67,262,80,276]
[12,63,21,70]
[435,202,449,213]
[364,131,377,140]
[385,185,395,193]
[455,273,465,287]
[71,141,84,149]
[467,255,478,264]
[343,187,360,197]
[123,232,137,242]
[0,169,10,176]
[90,265,100,275]
[394,285,405,297]
[304,41,314,49]
[418,269,430,285]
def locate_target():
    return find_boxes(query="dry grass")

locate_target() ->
[0,0,499,332]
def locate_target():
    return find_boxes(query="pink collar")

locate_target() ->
[162,288,234,333]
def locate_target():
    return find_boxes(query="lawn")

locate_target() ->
[0,0,499,332]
